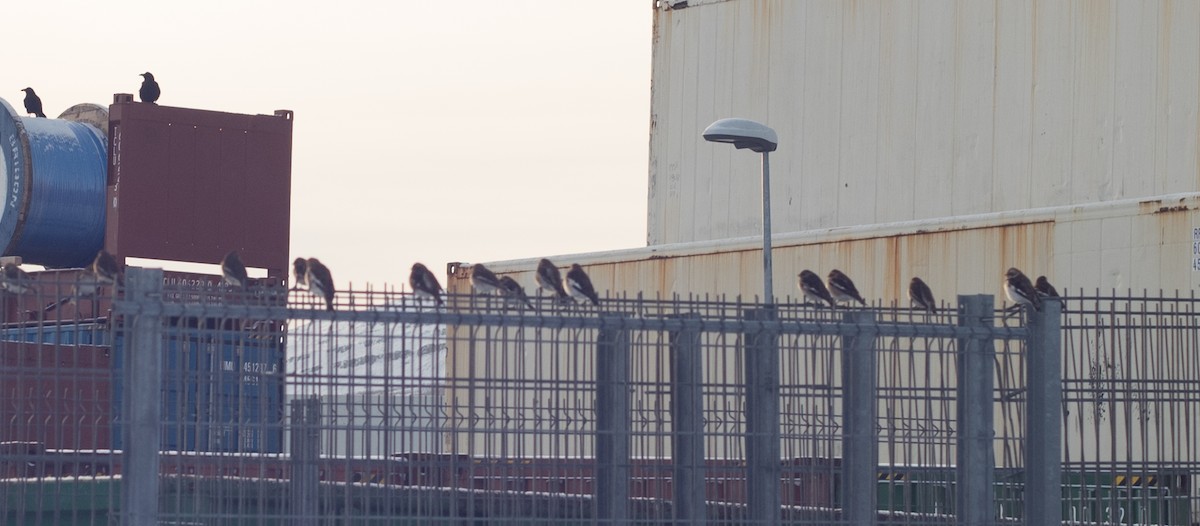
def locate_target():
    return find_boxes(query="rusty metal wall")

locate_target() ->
[648,0,1200,246]
[463,194,1200,306]
[105,102,293,278]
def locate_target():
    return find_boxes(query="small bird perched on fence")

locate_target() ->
[409,262,444,306]
[566,264,600,306]
[1004,267,1041,312]
[908,277,937,315]
[21,88,46,118]
[498,276,533,309]
[1,263,34,295]
[292,258,308,290]
[535,258,571,303]
[45,250,123,313]
[91,250,123,286]
[139,72,160,104]
[1035,276,1059,298]
[304,258,335,311]
[470,263,502,295]
[798,270,836,308]
[827,269,867,307]
[221,251,248,289]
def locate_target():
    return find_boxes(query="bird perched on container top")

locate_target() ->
[1035,276,1059,298]
[566,264,600,306]
[139,72,160,104]
[304,258,335,311]
[535,258,570,303]
[221,251,248,289]
[21,88,45,118]
[908,277,937,315]
[292,258,308,290]
[470,263,502,295]
[798,270,835,308]
[498,276,533,309]
[409,262,444,306]
[1004,267,1041,311]
[827,269,867,306]
[1,263,33,295]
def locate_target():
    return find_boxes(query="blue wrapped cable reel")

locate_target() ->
[0,97,108,268]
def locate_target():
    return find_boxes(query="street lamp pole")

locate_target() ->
[759,150,773,305]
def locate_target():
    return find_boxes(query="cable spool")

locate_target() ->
[0,97,107,268]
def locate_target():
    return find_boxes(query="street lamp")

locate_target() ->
[703,118,778,304]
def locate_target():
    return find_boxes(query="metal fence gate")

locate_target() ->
[3,267,1197,525]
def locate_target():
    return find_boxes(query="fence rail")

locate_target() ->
[1,269,1197,525]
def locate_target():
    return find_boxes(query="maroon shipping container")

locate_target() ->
[105,100,293,279]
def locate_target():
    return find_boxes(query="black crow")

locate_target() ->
[21,88,45,118]
[139,72,160,104]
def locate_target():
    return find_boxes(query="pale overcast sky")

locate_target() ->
[7,1,652,287]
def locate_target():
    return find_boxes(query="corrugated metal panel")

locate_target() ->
[648,0,1200,245]
[463,193,1200,303]
[106,102,293,278]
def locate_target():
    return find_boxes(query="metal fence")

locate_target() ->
[1,268,1197,525]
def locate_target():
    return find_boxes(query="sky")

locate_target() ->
[6,1,653,288]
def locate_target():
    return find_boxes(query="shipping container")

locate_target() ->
[1,319,285,454]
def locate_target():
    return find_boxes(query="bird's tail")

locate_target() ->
[44,296,70,313]
[36,112,46,118]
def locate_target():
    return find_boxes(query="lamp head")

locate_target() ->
[703,118,778,153]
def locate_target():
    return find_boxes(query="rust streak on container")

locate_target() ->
[884,235,902,303]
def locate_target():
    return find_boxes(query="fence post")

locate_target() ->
[841,309,878,526]
[956,295,995,526]
[1025,298,1062,525]
[595,319,631,522]
[290,397,321,525]
[122,267,163,526]
[670,313,705,525]
[743,306,780,525]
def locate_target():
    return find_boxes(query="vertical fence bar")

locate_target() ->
[670,313,705,525]
[290,397,321,525]
[841,309,878,526]
[1026,298,1062,526]
[122,267,163,526]
[743,306,780,525]
[955,295,995,526]
[595,319,631,523]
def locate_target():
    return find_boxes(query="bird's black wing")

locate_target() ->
[306,260,335,311]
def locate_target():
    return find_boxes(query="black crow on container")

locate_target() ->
[21,88,45,118]
[139,72,160,104]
